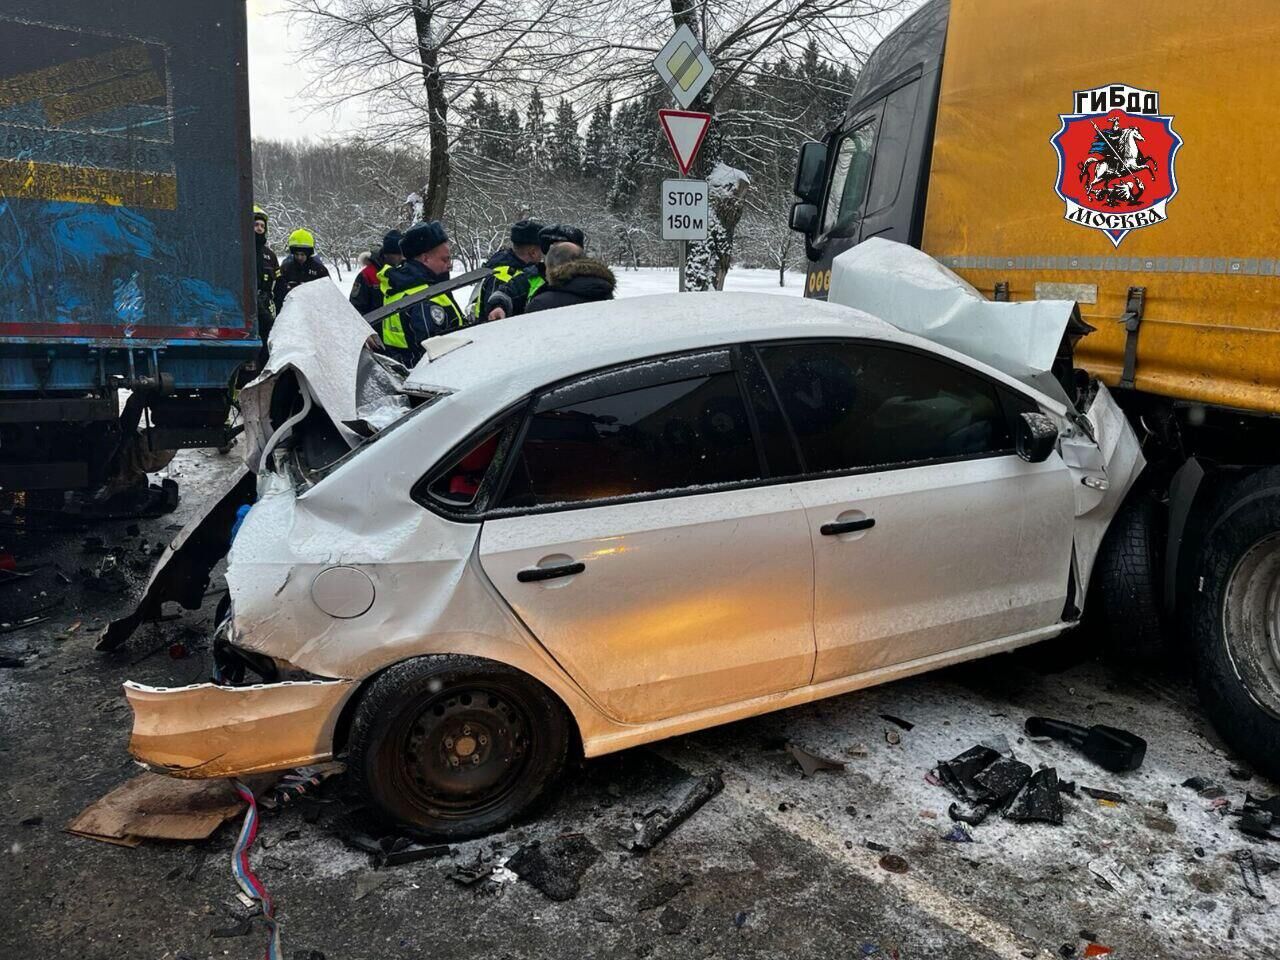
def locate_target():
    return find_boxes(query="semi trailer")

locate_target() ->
[789,0,1280,778]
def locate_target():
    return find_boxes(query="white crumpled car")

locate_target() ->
[112,239,1142,838]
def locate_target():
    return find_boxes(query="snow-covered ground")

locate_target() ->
[327,264,806,305]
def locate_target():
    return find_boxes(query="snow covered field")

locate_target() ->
[327,264,806,304]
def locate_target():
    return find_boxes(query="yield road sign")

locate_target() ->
[662,179,709,241]
[658,109,711,175]
[653,25,714,109]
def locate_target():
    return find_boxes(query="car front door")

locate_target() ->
[476,350,816,725]
[753,339,1077,684]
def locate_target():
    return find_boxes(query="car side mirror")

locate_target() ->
[789,202,818,235]
[1016,412,1058,463]
[792,141,828,204]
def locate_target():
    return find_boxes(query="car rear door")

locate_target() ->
[475,349,816,725]
[753,339,1076,683]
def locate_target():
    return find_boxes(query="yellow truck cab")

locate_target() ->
[790,0,1280,778]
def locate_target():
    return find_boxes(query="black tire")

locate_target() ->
[347,654,572,840]
[1189,467,1280,782]
[1093,491,1167,656]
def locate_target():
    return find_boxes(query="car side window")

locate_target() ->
[822,120,877,233]
[499,371,760,509]
[756,341,1015,474]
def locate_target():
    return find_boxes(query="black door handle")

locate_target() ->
[820,517,875,536]
[517,561,586,583]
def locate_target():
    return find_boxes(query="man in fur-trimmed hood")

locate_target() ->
[524,242,616,312]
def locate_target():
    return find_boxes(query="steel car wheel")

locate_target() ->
[347,655,572,840]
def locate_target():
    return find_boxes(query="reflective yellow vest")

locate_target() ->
[382,284,464,350]
[376,263,394,296]
[473,263,516,319]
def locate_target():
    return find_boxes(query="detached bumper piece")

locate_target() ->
[124,679,354,779]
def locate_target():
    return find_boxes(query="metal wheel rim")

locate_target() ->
[389,682,534,821]
[1222,533,1280,718]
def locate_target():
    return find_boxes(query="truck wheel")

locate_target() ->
[1093,491,1167,656]
[347,655,572,840]
[1189,467,1280,782]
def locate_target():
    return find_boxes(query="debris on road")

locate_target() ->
[1238,793,1280,841]
[1235,849,1267,900]
[878,853,909,874]
[1004,769,1063,825]
[941,824,974,843]
[66,773,257,845]
[623,770,723,852]
[1081,787,1126,804]
[785,742,845,778]
[1181,776,1227,799]
[1024,716,1146,772]
[879,714,914,731]
[1087,857,1131,893]
[506,833,600,902]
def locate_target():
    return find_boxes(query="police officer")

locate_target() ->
[349,229,403,315]
[252,205,279,361]
[471,218,542,323]
[272,228,330,314]
[485,223,585,321]
[381,221,465,367]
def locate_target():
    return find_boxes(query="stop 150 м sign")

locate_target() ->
[662,179,709,241]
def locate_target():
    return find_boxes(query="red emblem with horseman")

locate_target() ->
[1051,83,1183,246]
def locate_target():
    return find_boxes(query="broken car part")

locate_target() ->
[786,742,846,778]
[1003,768,1064,824]
[506,833,601,901]
[1024,716,1146,772]
[624,771,724,853]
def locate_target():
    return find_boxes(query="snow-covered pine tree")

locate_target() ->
[548,98,582,181]
[583,99,614,182]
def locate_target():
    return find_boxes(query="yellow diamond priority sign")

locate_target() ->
[653,25,714,109]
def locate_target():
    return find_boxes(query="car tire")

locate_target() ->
[1093,491,1167,657]
[1189,467,1280,782]
[346,654,572,840]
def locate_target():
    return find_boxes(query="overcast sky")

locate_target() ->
[247,0,365,141]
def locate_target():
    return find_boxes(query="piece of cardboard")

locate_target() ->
[66,772,246,844]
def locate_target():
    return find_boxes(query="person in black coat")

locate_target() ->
[486,223,585,320]
[272,228,330,315]
[524,242,616,312]
[349,229,403,315]
[471,219,543,323]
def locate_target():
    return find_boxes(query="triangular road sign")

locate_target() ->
[658,109,711,176]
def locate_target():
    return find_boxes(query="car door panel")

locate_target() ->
[798,454,1075,683]
[478,485,816,725]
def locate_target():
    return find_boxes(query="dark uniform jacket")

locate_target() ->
[473,248,537,322]
[486,261,548,318]
[525,257,617,313]
[381,258,464,367]
[272,255,330,315]
[349,255,386,315]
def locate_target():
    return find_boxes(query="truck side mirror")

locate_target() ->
[792,141,828,204]
[789,202,818,235]
[1016,412,1059,463]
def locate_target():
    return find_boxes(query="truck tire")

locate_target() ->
[347,655,572,840]
[1189,467,1280,782]
[1093,492,1167,656]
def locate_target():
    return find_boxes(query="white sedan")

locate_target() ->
[116,241,1141,839]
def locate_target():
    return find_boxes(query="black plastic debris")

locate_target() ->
[1024,717,1146,772]
[378,840,450,868]
[448,852,496,888]
[1229,766,1253,782]
[936,746,1000,802]
[1236,849,1267,900]
[1058,779,1078,796]
[1081,787,1126,804]
[972,756,1033,804]
[624,771,724,853]
[507,833,600,902]
[1182,776,1226,799]
[786,742,845,778]
[1239,794,1280,841]
[880,714,914,731]
[948,802,991,827]
[210,919,253,939]
[864,840,891,852]
[1004,768,1063,824]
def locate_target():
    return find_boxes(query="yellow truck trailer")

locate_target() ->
[789,0,1280,778]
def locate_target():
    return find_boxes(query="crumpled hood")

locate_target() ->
[828,238,1078,381]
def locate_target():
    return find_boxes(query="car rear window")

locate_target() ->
[499,372,760,508]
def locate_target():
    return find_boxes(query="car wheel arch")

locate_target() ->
[329,650,585,758]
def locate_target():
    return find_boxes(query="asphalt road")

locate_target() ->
[1,447,1277,959]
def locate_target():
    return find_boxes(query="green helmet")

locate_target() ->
[287,228,315,252]
[252,204,268,224]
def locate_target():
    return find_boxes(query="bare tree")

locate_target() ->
[284,0,590,219]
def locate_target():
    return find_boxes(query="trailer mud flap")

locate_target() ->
[97,465,254,650]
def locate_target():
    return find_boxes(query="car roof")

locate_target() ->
[403,292,898,397]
